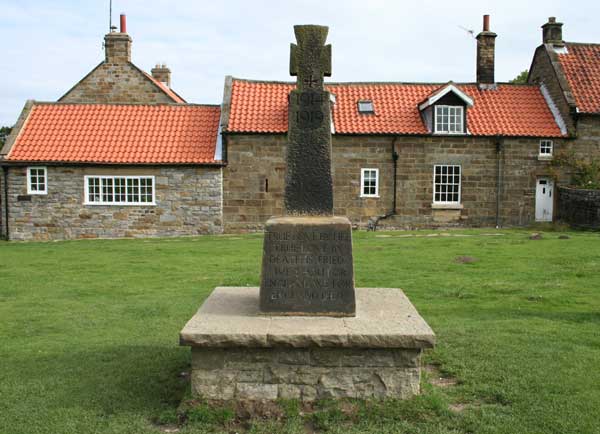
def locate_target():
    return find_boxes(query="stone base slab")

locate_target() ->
[180,287,435,401]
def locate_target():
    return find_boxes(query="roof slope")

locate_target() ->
[5,103,221,164]
[558,43,600,114]
[227,79,564,137]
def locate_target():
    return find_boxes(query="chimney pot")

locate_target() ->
[483,14,490,32]
[120,14,127,33]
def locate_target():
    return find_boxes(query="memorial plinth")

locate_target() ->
[180,287,435,401]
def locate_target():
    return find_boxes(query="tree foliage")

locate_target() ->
[509,70,529,84]
[0,126,12,146]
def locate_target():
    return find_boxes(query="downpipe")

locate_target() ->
[370,139,399,231]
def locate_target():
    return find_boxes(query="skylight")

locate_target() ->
[358,100,374,114]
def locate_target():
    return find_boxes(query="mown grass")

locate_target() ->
[1,228,599,433]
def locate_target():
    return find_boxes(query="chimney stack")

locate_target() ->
[104,13,132,63]
[151,63,172,87]
[476,14,497,86]
[542,17,564,46]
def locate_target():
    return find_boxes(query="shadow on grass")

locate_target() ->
[15,344,190,418]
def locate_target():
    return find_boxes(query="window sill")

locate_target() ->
[360,195,380,199]
[433,131,467,136]
[26,192,47,196]
[431,203,463,210]
[84,202,157,206]
[538,155,553,161]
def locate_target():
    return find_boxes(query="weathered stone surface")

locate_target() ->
[285,25,333,216]
[3,166,222,241]
[236,383,278,400]
[180,287,270,347]
[182,286,434,401]
[180,287,435,349]
[188,346,423,402]
[260,216,356,316]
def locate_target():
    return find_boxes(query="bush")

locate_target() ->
[552,151,600,189]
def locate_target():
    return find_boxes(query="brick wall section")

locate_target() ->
[557,186,600,228]
[5,166,222,241]
[59,62,175,104]
[528,46,576,134]
[223,133,566,231]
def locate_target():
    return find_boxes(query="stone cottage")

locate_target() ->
[0,16,223,240]
[1,15,599,240]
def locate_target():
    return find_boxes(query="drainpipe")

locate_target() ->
[495,137,503,228]
[2,166,8,240]
[371,138,399,231]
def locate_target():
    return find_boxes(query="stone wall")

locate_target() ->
[558,186,600,229]
[191,346,421,401]
[59,62,175,104]
[528,45,576,135]
[4,165,222,241]
[222,133,565,231]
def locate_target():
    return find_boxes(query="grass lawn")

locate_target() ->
[1,228,600,434]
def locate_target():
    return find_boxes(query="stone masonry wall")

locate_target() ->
[223,133,565,231]
[528,46,576,134]
[5,165,222,241]
[191,346,421,401]
[59,62,175,104]
[557,186,600,229]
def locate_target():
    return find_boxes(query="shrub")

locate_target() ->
[552,151,600,189]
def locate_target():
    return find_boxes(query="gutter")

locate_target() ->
[371,138,399,231]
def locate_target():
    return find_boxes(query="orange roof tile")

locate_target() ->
[558,43,600,114]
[227,79,564,137]
[6,103,221,164]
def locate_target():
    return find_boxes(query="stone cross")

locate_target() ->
[285,25,334,216]
[290,26,332,90]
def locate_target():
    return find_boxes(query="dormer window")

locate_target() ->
[435,105,464,134]
[358,100,374,114]
[418,83,473,135]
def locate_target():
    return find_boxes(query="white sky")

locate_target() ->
[0,0,598,125]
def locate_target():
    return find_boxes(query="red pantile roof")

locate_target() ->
[558,43,600,114]
[227,79,564,137]
[6,103,221,164]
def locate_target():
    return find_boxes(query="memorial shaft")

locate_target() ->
[285,25,333,216]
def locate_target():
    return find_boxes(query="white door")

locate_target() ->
[535,178,554,221]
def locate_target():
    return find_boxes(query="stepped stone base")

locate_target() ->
[180,287,435,401]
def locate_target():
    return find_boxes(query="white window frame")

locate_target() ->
[27,166,47,195]
[433,165,461,205]
[434,105,464,134]
[539,139,553,156]
[84,175,156,206]
[360,168,379,198]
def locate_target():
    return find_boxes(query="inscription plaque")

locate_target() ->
[260,216,355,316]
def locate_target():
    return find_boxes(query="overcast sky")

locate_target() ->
[1,0,598,125]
